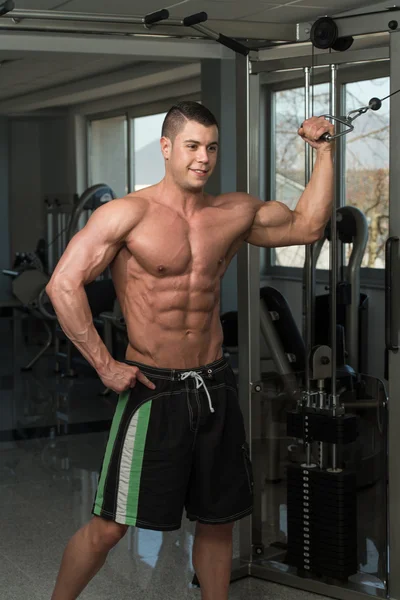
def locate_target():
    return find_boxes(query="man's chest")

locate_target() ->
[126,206,251,276]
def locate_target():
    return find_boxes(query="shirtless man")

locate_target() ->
[47,101,334,600]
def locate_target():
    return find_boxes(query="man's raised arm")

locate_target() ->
[46,198,155,392]
[246,117,335,248]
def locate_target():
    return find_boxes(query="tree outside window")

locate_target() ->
[272,76,389,270]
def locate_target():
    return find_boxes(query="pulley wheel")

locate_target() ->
[310,17,338,50]
[369,97,382,111]
[332,36,354,52]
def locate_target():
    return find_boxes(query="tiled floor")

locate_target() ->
[0,431,332,600]
[0,318,382,599]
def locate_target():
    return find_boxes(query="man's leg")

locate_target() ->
[51,516,128,600]
[192,522,234,600]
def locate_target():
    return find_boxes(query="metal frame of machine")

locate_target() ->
[235,12,399,600]
[0,3,296,42]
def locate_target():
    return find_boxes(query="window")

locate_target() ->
[131,112,167,191]
[89,111,170,197]
[90,115,128,198]
[344,77,389,269]
[268,70,390,275]
[271,83,329,268]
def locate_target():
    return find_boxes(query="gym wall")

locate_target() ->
[201,58,238,315]
[9,119,42,259]
[9,116,73,259]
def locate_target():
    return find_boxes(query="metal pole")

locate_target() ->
[329,63,339,472]
[1,7,297,42]
[330,63,338,404]
[57,207,63,265]
[129,118,135,193]
[236,51,261,561]
[46,201,54,273]
[304,66,313,185]
[388,29,400,600]
[6,8,176,25]
[303,66,315,468]
[303,66,314,397]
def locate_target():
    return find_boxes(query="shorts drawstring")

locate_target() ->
[180,371,215,413]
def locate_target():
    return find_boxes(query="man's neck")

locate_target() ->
[159,177,208,216]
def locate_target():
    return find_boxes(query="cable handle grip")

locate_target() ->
[144,9,169,25]
[385,236,399,352]
[183,12,208,26]
[0,0,14,17]
[320,132,331,142]
[317,114,354,142]
[218,33,249,56]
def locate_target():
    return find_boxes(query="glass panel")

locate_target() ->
[273,83,330,268]
[132,112,167,191]
[90,115,128,198]
[345,77,390,269]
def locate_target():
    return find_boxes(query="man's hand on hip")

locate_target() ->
[99,360,156,394]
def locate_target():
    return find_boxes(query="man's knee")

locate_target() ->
[195,521,235,540]
[88,516,128,552]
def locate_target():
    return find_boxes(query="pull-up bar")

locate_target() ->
[0,1,250,56]
[181,11,250,55]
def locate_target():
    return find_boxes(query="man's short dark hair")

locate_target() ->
[162,101,218,140]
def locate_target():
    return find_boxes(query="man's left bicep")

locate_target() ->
[246,201,296,248]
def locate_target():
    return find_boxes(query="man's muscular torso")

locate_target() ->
[46,116,332,391]
[111,186,257,368]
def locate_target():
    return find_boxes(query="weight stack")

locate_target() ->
[286,464,358,580]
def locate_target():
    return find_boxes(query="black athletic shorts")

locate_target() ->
[92,357,254,531]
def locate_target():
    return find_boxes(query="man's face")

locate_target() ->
[162,120,219,191]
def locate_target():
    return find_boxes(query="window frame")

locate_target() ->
[87,95,199,196]
[263,58,390,288]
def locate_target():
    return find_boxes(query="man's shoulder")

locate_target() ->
[213,192,259,211]
[90,194,150,234]
[106,193,149,216]
[118,191,150,206]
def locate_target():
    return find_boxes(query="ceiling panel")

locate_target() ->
[0,54,140,100]
[11,0,64,8]
[52,0,173,16]
[25,0,385,21]
[168,0,279,20]
[242,4,328,22]
[51,0,281,22]
[287,0,375,8]
[242,0,383,21]
[0,51,27,60]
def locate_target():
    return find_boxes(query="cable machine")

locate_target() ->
[235,10,399,600]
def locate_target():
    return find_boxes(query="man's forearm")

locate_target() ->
[294,146,335,236]
[46,281,113,375]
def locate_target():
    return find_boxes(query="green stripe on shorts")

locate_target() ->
[125,401,152,524]
[94,390,130,512]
